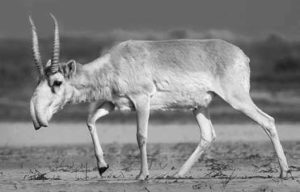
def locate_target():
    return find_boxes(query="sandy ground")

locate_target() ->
[0,123,300,191]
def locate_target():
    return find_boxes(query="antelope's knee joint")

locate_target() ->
[86,120,95,131]
[266,127,277,138]
[265,118,277,137]
[201,135,214,146]
[137,133,147,146]
[202,138,212,145]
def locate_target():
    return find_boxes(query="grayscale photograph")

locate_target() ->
[0,0,300,191]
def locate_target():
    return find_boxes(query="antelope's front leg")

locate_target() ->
[87,101,115,177]
[132,95,151,180]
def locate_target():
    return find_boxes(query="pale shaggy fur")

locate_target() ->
[68,39,250,111]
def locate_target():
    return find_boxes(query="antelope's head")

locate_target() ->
[29,15,77,130]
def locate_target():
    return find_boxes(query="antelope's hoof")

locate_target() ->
[98,164,109,176]
[135,172,149,181]
[280,169,292,179]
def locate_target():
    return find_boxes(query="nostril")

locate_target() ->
[39,121,49,127]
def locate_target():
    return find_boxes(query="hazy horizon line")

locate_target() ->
[0,28,296,43]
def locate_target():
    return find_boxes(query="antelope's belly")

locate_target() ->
[150,89,214,111]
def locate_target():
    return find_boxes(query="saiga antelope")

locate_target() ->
[29,15,290,180]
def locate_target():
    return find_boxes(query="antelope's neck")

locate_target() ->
[68,54,114,104]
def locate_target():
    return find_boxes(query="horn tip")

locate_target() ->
[29,16,33,24]
[28,16,37,30]
[49,13,56,21]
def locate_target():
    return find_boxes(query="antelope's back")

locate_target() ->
[109,39,249,99]
[112,39,247,74]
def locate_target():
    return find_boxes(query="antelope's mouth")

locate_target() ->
[30,99,49,130]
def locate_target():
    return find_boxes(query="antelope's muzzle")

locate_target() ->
[30,99,49,130]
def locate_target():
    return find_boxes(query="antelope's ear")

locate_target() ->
[62,60,76,78]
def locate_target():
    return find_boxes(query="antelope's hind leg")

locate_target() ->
[175,107,216,178]
[87,101,115,177]
[224,91,290,178]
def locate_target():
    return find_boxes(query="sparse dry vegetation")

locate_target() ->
[23,169,60,181]
[0,141,299,191]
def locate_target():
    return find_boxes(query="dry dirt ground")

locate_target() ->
[0,123,300,192]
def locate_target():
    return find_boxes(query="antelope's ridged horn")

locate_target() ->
[29,16,44,77]
[50,13,60,73]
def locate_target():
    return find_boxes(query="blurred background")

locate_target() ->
[0,0,300,124]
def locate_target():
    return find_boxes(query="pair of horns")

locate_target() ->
[29,14,60,77]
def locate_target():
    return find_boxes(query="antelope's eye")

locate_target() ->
[53,80,62,87]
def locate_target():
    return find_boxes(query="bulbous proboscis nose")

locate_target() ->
[30,98,49,130]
